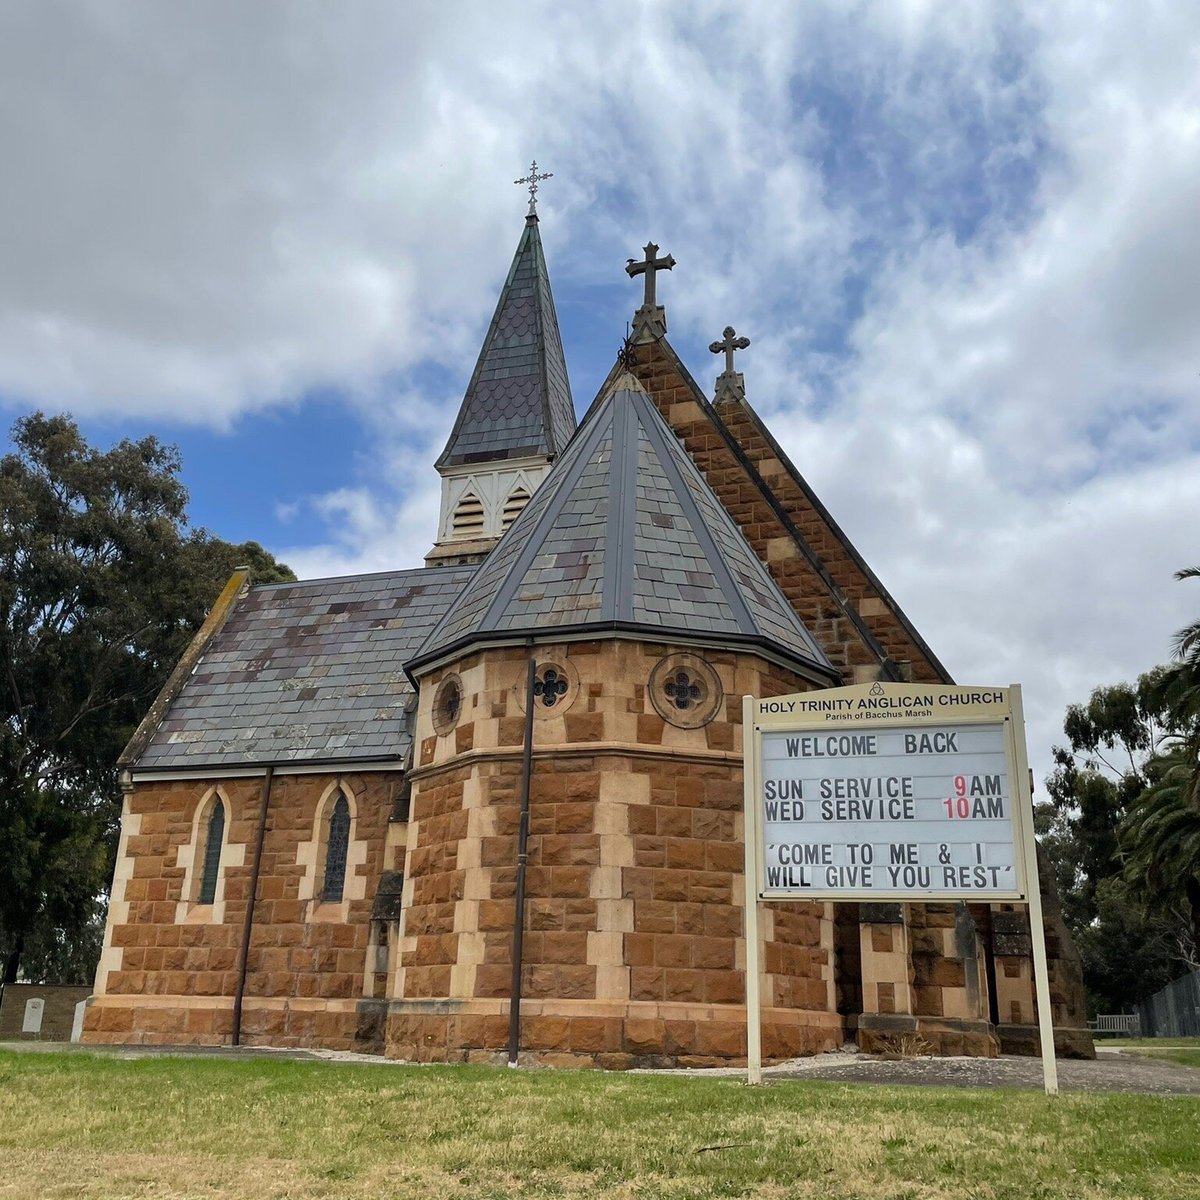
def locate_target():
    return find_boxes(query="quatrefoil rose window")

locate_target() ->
[650,654,722,728]
[663,669,704,710]
[519,659,579,718]
[534,666,569,707]
[432,675,464,735]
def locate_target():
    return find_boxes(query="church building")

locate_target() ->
[82,180,1092,1065]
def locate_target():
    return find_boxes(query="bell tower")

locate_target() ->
[427,165,576,566]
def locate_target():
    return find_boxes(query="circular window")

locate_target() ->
[431,675,464,735]
[533,666,569,708]
[649,653,723,728]
[515,658,579,718]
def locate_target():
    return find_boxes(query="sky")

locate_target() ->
[1,1,1197,787]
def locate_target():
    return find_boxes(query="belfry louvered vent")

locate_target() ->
[451,493,485,538]
[501,487,531,532]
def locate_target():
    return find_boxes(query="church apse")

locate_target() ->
[392,638,843,1066]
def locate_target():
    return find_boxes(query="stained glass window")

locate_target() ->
[323,792,351,903]
[664,669,703,710]
[534,667,569,707]
[198,799,224,905]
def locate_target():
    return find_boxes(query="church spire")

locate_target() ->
[427,181,577,567]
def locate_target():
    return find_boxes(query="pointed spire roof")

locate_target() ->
[410,373,835,679]
[436,215,576,468]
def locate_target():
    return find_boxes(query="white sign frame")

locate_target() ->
[749,686,1031,902]
[742,683,1058,1094]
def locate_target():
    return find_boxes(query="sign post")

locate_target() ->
[742,682,1058,1094]
[1009,685,1059,1094]
[742,695,764,1085]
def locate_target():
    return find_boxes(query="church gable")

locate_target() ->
[624,337,952,685]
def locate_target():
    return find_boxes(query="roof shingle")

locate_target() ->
[436,216,576,468]
[134,566,475,771]
[411,375,833,677]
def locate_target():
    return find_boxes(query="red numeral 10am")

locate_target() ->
[943,775,970,818]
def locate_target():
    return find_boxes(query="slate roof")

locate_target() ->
[437,215,577,468]
[410,375,835,678]
[134,566,475,772]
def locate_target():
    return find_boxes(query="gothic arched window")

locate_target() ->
[501,486,531,532]
[198,799,225,905]
[451,493,485,538]
[322,791,351,903]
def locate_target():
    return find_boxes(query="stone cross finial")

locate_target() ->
[625,241,676,342]
[515,160,553,216]
[709,326,750,374]
[625,241,676,308]
[709,325,751,406]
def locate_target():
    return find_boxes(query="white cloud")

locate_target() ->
[2,1,1198,784]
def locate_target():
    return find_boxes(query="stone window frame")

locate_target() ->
[297,779,369,923]
[515,657,581,720]
[648,652,724,729]
[175,786,244,925]
[431,673,465,736]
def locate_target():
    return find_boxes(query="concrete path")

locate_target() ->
[769,1047,1200,1097]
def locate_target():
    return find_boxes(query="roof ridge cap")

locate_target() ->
[605,369,647,396]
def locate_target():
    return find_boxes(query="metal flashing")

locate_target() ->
[129,758,409,783]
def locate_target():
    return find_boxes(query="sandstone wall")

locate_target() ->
[81,769,395,1049]
[388,638,844,1066]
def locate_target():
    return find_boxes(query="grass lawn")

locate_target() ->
[1096,1038,1200,1048]
[2,1050,1200,1199]
[1098,1038,1200,1070]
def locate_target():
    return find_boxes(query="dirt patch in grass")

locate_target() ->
[1,1050,1199,1199]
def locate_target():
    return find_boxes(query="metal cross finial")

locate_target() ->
[515,160,553,216]
[616,326,637,371]
[625,241,676,308]
[709,325,750,374]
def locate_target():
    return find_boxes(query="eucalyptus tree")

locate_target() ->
[0,413,292,982]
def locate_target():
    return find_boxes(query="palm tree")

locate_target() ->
[1121,567,1200,956]
[1122,750,1200,952]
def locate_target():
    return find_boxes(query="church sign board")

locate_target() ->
[741,682,1059,1093]
[748,683,1031,901]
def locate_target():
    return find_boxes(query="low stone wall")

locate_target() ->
[0,984,92,1042]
